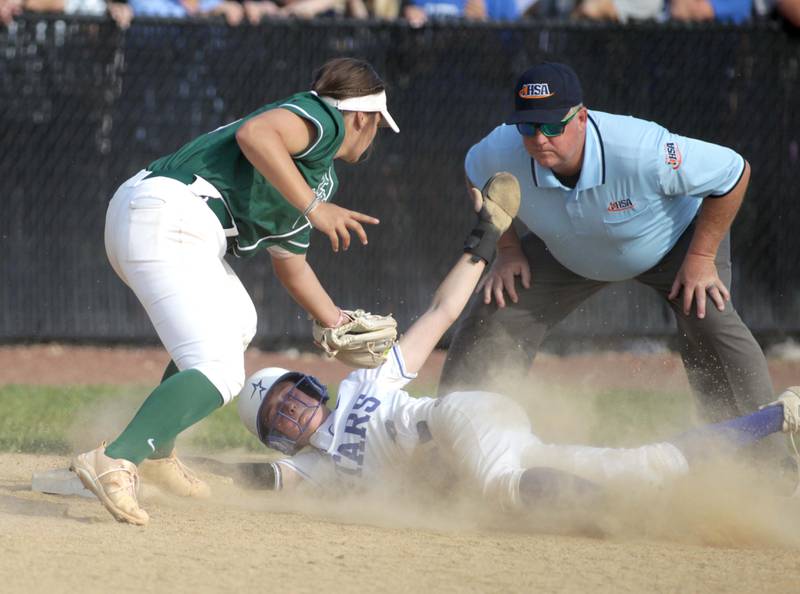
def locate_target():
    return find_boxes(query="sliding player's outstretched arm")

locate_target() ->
[186,457,305,491]
[400,254,487,374]
[400,173,521,374]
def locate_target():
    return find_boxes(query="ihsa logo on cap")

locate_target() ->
[518,83,554,99]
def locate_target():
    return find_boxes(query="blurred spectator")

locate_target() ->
[128,0,246,24]
[275,0,336,17]
[368,0,400,17]
[0,0,380,25]
[276,0,347,17]
[107,0,132,23]
[754,0,800,25]
[403,0,518,26]
[342,0,400,18]
[670,0,752,22]
[242,0,374,20]
[776,0,800,24]
[1,0,16,22]
[0,0,132,26]
[1,0,23,24]
[518,0,573,18]
[572,0,664,21]
[243,0,279,21]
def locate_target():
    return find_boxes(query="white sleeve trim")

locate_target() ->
[391,345,417,380]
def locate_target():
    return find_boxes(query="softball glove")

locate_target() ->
[313,309,397,368]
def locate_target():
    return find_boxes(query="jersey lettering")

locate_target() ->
[332,393,382,478]
[334,441,364,464]
[353,393,380,413]
[333,441,365,477]
[344,413,370,438]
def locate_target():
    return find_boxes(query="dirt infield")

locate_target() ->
[3,452,800,594]
[2,345,800,593]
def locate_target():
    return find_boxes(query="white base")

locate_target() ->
[32,468,95,498]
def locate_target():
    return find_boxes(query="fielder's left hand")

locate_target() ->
[668,252,730,319]
[307,202,379,253]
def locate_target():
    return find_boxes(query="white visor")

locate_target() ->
[319,91,399,133]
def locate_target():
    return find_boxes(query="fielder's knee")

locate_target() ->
[192,361,245,405]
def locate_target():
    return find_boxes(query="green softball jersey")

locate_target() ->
[147,91,345,257]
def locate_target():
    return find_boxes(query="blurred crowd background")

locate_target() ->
[2,0,798,347]
[1,0,798,32]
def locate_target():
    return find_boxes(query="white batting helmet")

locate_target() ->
[238,367,330,453]
[238,367,291,440]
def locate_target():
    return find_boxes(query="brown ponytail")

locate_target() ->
[311,58,387,100]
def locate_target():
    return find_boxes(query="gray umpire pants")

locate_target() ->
[439,223,788,469]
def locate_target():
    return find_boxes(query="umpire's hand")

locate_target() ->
[668,252,730,319]
[478,239,531,308]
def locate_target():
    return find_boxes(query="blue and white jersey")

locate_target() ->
[465,110,746,281]
[277,345,436,492]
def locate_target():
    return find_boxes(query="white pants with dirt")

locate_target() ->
[104,170,257,403]
[427,391,690,510]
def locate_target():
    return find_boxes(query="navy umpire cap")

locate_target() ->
[506,63,583,125]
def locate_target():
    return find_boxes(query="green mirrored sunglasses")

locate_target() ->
[516,108,580,138]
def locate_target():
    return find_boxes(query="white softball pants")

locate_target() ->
[105,170,257,404]
[427,391,690,510]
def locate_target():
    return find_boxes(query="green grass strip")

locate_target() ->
[0,384,694,454]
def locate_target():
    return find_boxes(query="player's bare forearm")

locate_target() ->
[669,161,750,316]
[686,160,750,260]
[271,254,340,327]
[236,109,317,212]
[399,253,486,373]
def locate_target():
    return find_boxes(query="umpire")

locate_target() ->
[440,62,789,469]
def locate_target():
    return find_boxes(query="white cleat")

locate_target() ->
[763,386,800,433]
[763,387,800,497]
[139,450,211,498]
[70,443,149,526]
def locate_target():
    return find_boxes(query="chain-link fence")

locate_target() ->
[1,16,799,346]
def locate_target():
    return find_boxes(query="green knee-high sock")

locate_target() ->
[149,360,181,459]
[105,369,223,465]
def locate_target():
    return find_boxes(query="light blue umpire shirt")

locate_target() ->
[465,110,746,282]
